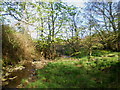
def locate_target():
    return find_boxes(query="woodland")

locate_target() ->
[1,0,120,88]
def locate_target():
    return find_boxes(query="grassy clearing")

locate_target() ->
[21,51,120,88]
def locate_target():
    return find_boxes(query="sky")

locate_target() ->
[62,0,86,7]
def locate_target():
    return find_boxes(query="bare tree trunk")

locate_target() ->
[40,17,44,39]
[73,15,78,39]
[50,2,56,59]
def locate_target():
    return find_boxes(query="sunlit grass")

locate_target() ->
[21,51,120,88]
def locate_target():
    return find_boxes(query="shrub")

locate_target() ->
[2,25,40,66]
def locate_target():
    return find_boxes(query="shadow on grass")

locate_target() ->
[103,62,120,88]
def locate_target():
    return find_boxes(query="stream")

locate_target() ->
[2,61,36,88]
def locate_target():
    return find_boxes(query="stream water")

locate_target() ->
[3,62,35,88]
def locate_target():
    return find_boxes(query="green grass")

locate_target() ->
[72,50,118,58]
[22,51,120,88]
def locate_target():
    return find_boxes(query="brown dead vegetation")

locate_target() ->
[2,25,41,66]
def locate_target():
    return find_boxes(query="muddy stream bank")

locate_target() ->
[2,60,52,88]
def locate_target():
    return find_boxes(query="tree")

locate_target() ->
[1,2,35,35]
[85,2,119,51]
